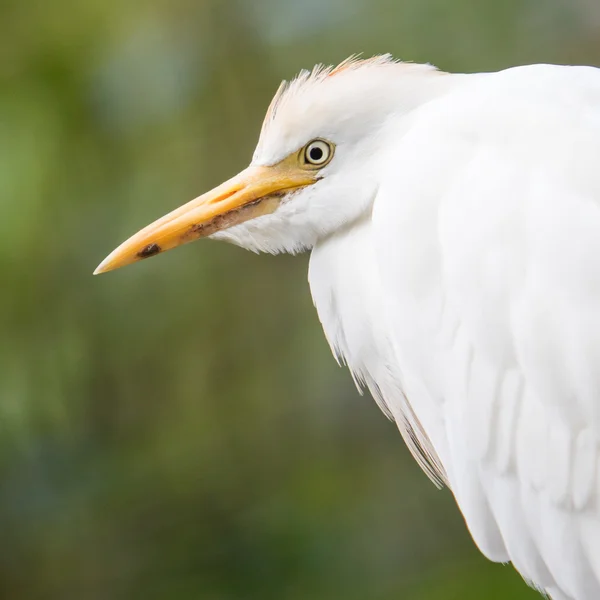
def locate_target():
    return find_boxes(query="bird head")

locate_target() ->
[94,55,442,273]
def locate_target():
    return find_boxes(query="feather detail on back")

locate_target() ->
[371,63,600,599]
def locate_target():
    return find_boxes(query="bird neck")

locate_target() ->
[309,213,388,382]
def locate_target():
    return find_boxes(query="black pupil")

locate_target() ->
[309,146,324,162]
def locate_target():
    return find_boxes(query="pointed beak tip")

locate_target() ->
[93,258,111,276]
[93,250,126,275]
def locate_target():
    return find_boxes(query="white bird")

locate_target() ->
[95,55,600,600]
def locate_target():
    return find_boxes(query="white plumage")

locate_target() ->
[97,55,600,600]
[364,63,600,600]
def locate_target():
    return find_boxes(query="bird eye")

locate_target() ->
[302,139,334,167]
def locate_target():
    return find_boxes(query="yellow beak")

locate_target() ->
[94,162,316,274]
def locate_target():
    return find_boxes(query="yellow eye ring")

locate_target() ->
[302,139,334,167]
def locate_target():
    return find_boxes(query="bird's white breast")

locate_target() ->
[309,215,396,412]
[308,215,447,483]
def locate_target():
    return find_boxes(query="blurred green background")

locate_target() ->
[3,0,599,598]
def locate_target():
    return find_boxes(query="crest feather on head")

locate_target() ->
[260,54,438,138]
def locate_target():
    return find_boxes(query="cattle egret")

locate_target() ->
[95,55,600,600]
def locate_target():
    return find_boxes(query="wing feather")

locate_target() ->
[373,64,600,599]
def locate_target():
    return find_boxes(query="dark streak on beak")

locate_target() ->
[137,243,161,259]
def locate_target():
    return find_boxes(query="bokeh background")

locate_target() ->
[3,0,600,598]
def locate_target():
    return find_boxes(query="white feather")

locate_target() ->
[218,57,600,599]
[371,63,600,599]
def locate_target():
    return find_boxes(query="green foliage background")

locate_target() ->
[3,0,599,598]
